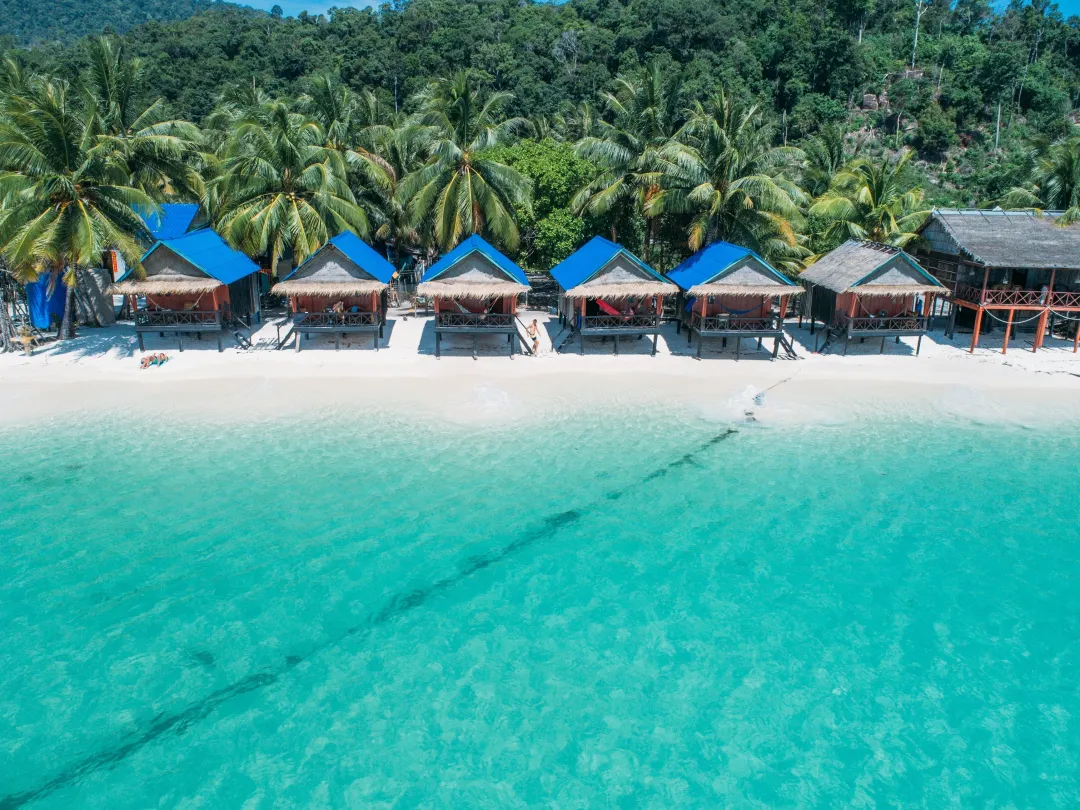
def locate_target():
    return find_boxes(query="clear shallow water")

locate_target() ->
[1,407,1079,808]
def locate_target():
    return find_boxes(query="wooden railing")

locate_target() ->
[692,313,782,333]
[952,285,1080,308]
[135,310,222,329]
[436,312,515,329]
[294,311,378,328]
[579,313,660,330]
[845,315,928,333]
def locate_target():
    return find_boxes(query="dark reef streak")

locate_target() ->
[1,428,737,809]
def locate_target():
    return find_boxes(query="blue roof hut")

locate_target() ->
[270,232,395,352]
[667,242,801,360]
[549,236,676,355]
[111,205,262,352]
[417,235,531,358]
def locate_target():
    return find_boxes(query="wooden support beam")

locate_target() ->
[970,307,983,353]
[1002,308,1014,355]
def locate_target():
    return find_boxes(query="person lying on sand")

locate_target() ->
[140,353,169,369]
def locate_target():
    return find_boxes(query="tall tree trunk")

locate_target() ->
[0,283,13,353]
[60,270,77,340]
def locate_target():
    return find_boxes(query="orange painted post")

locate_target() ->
[1074,322,1080,353]
[1002,308,1014,354]
[779,296,788,320]
[970,307,983,353]
[1034,310,1049,352]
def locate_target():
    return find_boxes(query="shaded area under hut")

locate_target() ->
[667,242,801,360]
[800,240,945,356]
[417,235,531,358]
[914,209,1080,354]
[110,210,262,352]
[270,232,394,352]
[550,236,675,355]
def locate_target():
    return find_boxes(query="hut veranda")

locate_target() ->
[549,236,676,355]
[800,241,946,356]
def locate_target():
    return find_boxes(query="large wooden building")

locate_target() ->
[914,209,1080,353]
[271,232,395,351]
[667,241,801,359]
[550,236,675,355]
[800,241,946,356]
[417,235,531,358]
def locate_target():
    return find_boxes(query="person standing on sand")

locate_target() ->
[526,319,541,355]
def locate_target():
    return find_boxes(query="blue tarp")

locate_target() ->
[667,241,795,291]
[26,275,66,329]
[549,236,665,291]
[423,234,529,286]
[137,203,200,240]
[284,231,395,284]
[136,229,261,285]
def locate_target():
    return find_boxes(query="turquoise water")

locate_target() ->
[1,408,1079,808]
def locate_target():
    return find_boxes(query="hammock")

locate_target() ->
[597,300,622,317]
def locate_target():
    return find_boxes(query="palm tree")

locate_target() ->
[572,62,678,248]
[1003,134,1080,223]
[809,149,929,249]
[212,101,374,274]
[0,79,153,338]
[373,123,430,267]
[648,90,807,268]
[82,37,202,198]
[800,124,860,200]
[297,74,392,181]
[397,71,531,251]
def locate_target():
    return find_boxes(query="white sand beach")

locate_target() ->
[2,306,1079,427]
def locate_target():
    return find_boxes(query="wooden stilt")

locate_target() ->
[1034,309,1049,353]
[1002,308,1014,354]
[970,307,983,353]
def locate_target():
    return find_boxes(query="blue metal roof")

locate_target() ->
[667,241,795,290]
[138,203,200,240]
[549,236,667,290]
[140,229,260,285]
[423,234,529,286]
[283,231,396,284]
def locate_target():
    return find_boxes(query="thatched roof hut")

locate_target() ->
[800,240,945,297]
[417,235,530,300]
[918,209,1080,270]
[667,241,801,298]
[271,232,394,298]
[550,236,675,298]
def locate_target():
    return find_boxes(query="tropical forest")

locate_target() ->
[2,0,1080,336]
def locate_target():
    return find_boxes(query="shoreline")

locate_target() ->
[2,310,1079,428]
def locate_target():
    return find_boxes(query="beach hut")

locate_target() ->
[667,241,801,359]
[800,240,946,356]
[914,209,1080,353]
[549,236,675,355]
[111,214,262,352]
[270,232,394,351]
[417,235,530,358]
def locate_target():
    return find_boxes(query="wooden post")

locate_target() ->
[979,266,989,303]
[1074,321,1080,353]
[1002,308,1014,354]
[970,307,983,353]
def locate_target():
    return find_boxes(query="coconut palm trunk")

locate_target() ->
[60,268,78,339]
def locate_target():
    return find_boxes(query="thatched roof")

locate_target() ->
[924,209,1080,269]
[566,280,674,298]
[688,283,802,297]
[110,278,222,295]
[800,240,944,296]
[417,280,529,299]
[271,279,388,296]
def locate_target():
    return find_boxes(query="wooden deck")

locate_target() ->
[134,310,224,352]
